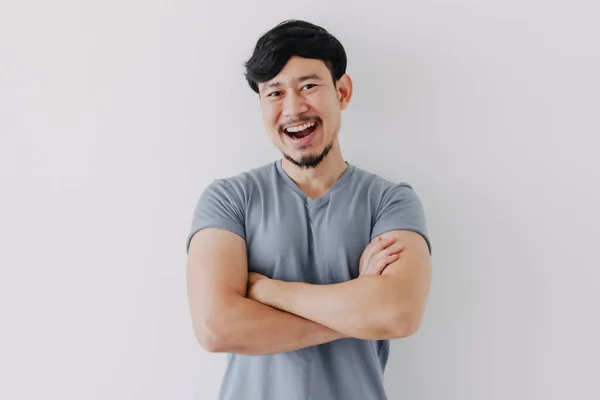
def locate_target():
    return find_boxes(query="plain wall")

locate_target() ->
[1,0,599,399]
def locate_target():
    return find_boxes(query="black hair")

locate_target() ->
[244,20,347,93]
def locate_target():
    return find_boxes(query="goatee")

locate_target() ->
[282,141,334,169]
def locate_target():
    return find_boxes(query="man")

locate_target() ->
[186,19,432,400]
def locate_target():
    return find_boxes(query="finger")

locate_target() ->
[366,236,393,258]
[383,243,404,256]
[361,249,377,276]
[373,253,399,275]
[361,255,372,275]
[360,240,378,274]
[362,237,393,272]
[370,236,397,255]
[362,236,397,274]
[364,238,394,266]
[364,253,399,276]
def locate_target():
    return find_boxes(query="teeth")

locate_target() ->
[286,121,316,133]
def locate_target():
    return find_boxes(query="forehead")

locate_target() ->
[259,56,330,91]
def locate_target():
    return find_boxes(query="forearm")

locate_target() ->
[263,276,409,340]
[202,294,347,355]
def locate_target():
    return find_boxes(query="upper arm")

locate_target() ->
[186,228,248,346]
[369,182,432,334]
[377,230,432,333]
[371,182,432,255]
[185,177,248,306]
[185,179,248,346]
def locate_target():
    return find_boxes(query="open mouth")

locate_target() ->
[283,121,319,140]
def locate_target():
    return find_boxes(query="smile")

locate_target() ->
[283,121,318,139]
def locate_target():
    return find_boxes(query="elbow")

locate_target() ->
[396,315,421,338]
[195,331,221,353]
[384,309,422,339]
[193,313,228,353]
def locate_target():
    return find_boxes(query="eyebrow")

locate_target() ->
[263,74,324,91]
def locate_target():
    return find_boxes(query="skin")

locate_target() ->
[186,56,431,354]
[247,56,432,339]
[258,55,353,199]
[247,230,431,340]
[187,229,404,354]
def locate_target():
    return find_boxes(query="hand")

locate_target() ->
[359,235,404,276]
[247,272,272,303]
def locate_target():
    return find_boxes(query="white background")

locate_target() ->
[1,0,599,399]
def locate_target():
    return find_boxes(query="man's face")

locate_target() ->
[258,56,350,169]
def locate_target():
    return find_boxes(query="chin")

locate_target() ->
[282,143,333,169]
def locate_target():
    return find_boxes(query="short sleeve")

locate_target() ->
[185,179,246,254]
[370,183,432,255]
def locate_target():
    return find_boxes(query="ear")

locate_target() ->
[336,74,353,110]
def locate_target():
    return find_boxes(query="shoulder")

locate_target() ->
[349,163,415,197]
[203,161,277,203]
[350,164,431,253]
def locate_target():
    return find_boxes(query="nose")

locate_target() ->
[282,91,308,117]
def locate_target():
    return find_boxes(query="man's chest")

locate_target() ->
[244,195,373,283]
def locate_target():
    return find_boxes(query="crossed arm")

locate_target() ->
[186,228,431,355]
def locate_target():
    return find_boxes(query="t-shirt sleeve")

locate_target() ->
[370,183,432,255]
[185,179,246,254]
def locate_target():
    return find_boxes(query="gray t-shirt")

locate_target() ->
[186,159,431,400]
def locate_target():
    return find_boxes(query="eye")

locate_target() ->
[267,91,281,98]
[301,84,317,91]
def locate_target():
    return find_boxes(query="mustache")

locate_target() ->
[279,116,322,133]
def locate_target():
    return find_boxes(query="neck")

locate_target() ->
[281,141,348,198]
